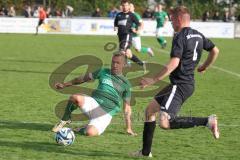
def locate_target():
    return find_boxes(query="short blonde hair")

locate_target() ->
[170,6,190,18]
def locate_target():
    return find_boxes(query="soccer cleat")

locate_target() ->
[147,48,154,57]
[130,150,152,158]
[207,114,220,139]
[52,120,71,133]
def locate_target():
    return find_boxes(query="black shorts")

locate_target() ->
[118,34,132,50]
[155,84,194,118]
[38,19,44,26]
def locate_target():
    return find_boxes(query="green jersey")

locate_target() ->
[154,11,168,28]
[132,12,142,37]
[91,68,131,116]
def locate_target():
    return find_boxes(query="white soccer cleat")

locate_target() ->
[52,120,71,133]
[148,48,154,57]
[130,150,153,158]
[207,114,220,139]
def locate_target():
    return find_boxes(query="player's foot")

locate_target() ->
[161,41,167,49]
[130,150,152,158]
[147,48,154,57]
[143,61,147,74]
[52,120,71,133]
[73,126,85,132]
[207,114,220,139]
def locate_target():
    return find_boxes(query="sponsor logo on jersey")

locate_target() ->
[102,78,114,87]
[186,34,202,39]
[118,19,127,26]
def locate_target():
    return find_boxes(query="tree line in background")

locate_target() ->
[0,0,240,20]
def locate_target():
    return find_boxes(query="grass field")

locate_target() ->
[0,33,239,160]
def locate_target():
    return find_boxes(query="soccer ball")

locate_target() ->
[55,127,75,146]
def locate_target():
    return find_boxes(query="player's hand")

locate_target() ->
[140,77,155,89]
[197,64,207,74]
[126,129,137,136]
[55,82,65,89]
[131,28,137,33]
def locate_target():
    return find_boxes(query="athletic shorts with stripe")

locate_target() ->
[81,96,112,135]
[154,84,194,119]
[118,33,132,50]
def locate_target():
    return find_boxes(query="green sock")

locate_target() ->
[78,127,87,135]
[62,101,78,121]
[157,37,165,45]
[140,47,148,54]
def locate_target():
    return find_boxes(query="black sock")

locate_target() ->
[142,121,156,156]
[170,117,208,129]
[130,54,144,66]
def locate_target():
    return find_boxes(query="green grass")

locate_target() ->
[0,34,239,160]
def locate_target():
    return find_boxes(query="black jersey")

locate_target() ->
[114,11,140,35]
[170,27,215,85]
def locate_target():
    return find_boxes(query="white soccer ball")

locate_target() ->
[55,127,75,146]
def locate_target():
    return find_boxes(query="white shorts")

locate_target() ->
[81,96,112,135]
[156,27,164,37]
[132,36,141,51]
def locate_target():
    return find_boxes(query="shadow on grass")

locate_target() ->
[0,120,52,132]
[0,140,132,158]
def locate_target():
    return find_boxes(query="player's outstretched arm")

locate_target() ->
[55,73,92,89]
[140,57,180,88]
[198,46,219,73]
[123,102,137,136]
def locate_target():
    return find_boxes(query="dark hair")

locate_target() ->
[121,0,130,4]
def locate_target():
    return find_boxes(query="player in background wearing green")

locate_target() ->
[52,52,137,136]
[130,3,154,57]
[153,3,168,49]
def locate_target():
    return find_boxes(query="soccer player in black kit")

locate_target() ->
[114,0,145,68]
[132,6,220,157]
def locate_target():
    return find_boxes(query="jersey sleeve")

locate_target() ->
[131,13,140,26]
[135,13,142,22]
[122,81,131,103]
[170,34,184,58]
[91,68,104,80]
[164,12,168,19]
[202,35,215,51]
[114,13,119,27]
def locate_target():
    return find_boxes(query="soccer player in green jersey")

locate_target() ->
[153,4,168,49]
[52,52,137,136]
[129,3,154,57]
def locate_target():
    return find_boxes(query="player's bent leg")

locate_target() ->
[159,111,170,129]
[52,94,88,133]
[145,99,160,122]
[125,49,133,58]
[70,94,85,108]
[85,125,99,137]
[141,99,160,157]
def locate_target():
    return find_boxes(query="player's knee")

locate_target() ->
[159,112,170,129]
[125,49,132,58]
[86,127,98,137]
[145,108,156,121]
[70,94,84,107]
[135,47,141,52]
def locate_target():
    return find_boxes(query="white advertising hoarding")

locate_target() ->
[0,17,235,38]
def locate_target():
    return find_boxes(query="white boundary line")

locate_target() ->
[0,120,239,128]
[146,45,240,79]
